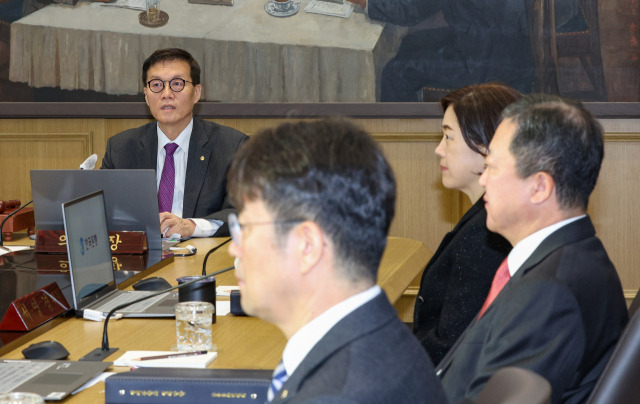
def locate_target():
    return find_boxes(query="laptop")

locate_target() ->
[0,359,110,401]
[61,190,178,318]
[31,169,174,251]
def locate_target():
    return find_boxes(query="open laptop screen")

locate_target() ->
[31,169,162,250]
[62,190,117,310]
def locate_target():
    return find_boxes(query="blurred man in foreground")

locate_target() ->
[228,119,447,403]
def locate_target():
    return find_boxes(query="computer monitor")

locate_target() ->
[30,169,163,250]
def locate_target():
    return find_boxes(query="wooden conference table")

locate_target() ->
[9,0,404,102]
[0,236,431,402]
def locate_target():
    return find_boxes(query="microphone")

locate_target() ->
[80,265,235,362]
[201,238,232,276]
[0,200,33,247]
[79,154,98,170]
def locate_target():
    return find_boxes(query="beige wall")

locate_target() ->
[1,117,639,320]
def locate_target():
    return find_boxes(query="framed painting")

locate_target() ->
[0,0,638,105]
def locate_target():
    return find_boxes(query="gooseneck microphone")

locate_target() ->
[0,200,33,247]
[202,238,232,276]
[81,265,235,362]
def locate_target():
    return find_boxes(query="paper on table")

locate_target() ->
[304,0,354,18]
[216,300,231,316]
[114,351,218,369]
[0,245,31,256]
[92,0,146,11]
[72,372,115,395]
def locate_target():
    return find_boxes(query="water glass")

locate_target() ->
[174,301,214,351]
[146,0,160,23]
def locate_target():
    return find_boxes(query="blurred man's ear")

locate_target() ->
[294,221,326,276]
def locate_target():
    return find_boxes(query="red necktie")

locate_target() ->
[477,258,510,319]
[158,143,179,214]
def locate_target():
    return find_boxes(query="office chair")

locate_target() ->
[475,367,551,404]
[531,0,607,100]
[586,300,640,403]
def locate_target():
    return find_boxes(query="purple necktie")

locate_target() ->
[158,143,179,214]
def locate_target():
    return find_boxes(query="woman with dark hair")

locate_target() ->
[413,83,520,364]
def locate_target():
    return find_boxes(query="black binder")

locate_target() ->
[105,368,271,403]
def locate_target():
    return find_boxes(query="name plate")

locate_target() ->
[34,253,149,272]
[35,230,148,254]
[0,282,70,331]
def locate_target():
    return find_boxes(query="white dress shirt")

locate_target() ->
[506,215,586,276]
[156,119,222,237]
[281,285,382,378]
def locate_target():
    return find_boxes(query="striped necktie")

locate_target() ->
[267,360,288,402]
[157,143,179,214]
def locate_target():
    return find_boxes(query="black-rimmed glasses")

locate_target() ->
[228,213,304,246]
[147,78,194,93]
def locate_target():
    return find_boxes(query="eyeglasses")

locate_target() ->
[228,213,304,246]
[146,78,194,93]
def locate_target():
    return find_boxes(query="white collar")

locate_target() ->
[507,215,586,276]
[281,285,381,377]
[157,119,193,151]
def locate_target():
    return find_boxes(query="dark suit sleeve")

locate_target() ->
[194,129,248,237]
[101,137,115,169]
[303,398,360,404]
[367,0,444,26]
[459,280,584,403]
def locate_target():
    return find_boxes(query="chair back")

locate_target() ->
[475,366,551,404]
[586,304,640,403]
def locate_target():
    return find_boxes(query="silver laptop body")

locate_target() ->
[61,190,177,318]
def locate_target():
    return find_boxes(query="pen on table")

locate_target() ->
[133,351,208,361]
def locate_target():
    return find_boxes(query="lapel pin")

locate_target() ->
[200,156,205,161]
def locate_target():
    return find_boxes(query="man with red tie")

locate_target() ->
[436,94,628,404]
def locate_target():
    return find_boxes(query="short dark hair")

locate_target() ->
[228,119,396,284]
[440,83,522,156]
[142,48,201,85]
[502,94,604,210]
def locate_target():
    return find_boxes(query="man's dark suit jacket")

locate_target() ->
[413,198,511,364]
[271,292,448,404]
[101,117,248,237]
[437,216,628,404]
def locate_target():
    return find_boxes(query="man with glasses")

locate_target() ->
[226,119,447,403]
[102,48,247,238]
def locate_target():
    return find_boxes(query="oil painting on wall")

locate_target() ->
[0,0,638,103]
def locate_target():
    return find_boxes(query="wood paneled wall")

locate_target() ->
[1,117,639,321]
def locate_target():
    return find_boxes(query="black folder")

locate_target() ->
[105,367,271,403]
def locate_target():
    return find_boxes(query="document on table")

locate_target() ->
[0,245,31,256]
[114,351,218,369]
[304,0,354,18]
[92,0,146,10]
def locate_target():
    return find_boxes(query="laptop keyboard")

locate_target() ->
[94,291,168,313]
[0,360,55,392]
